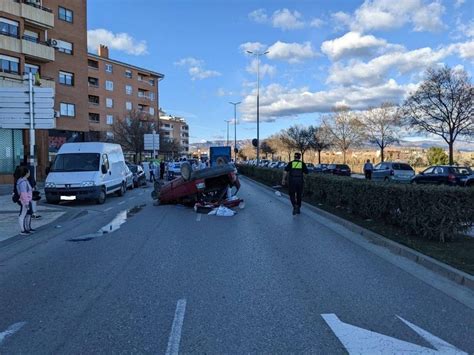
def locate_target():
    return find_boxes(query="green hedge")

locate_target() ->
[238,165,474,242]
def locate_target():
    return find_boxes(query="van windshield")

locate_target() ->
[51,153,100,172]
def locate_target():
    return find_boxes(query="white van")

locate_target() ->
[45,142,129,204]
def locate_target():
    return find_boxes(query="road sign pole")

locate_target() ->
[28,73,36,180]
[152,129,156,159]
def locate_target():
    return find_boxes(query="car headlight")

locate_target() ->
[81,181,95,187]
[45,182,56,188]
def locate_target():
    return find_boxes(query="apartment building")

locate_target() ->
[87,45,163,140]
[159,109,189,154]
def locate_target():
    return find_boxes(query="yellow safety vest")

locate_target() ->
[291,161,303,169]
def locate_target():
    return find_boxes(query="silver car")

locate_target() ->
[372,162,415,183]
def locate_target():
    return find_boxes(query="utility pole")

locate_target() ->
[28,72,36,180]
[229,101,241,162]
[246,50,269,166]
[224,120,231,146]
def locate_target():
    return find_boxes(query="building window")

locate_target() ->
[150,92,155,101]
[25,64,40,75]
[23,29,39,43]
[138,104,145,111]
[106,98,113,108]
[149,107,155,115]
[56,40,73,55]
[0,17,19,38]
[89,113,100,123]
[138,90,146,98]
[164,132,170,136]
[88,59,99,69]
[88,77,99,87]
[125,85,132,95]
[105,63,113,73]
[106,115,114,125]
[2,55,20,74]
[149,79,155,86]
[60,103,75,117]
[58,7,73,23]
[125,70,132,78]
[105,80,113,91]
[59,71,74,86]
[88,95,99,105]
[126,102,132,110]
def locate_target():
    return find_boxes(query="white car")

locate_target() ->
[45,142,129,204]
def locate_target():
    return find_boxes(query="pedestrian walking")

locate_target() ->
[282,152,309,215]
[363,159,374,180]
[16,166,34,235]
[149,161,156,182]
[160,161,165,180]
[21,163,41,219]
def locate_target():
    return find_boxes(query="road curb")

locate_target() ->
[242,175,474,292]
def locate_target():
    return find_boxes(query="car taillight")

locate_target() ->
[448,174,456,182]
[390,169,394,176]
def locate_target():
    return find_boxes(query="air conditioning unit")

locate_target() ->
[54,111,60,118]
[49,39,58,47]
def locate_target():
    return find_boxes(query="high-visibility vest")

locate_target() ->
[289,160,304,179]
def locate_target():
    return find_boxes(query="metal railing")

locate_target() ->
[13,0,53,13]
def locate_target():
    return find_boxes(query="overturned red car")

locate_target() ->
[151,163,242,207]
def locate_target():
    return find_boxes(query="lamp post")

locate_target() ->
[229,101,241,162]
[224,120,231,146]
[246,50,268,166]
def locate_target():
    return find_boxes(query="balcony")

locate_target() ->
[0,34,54,62]
[0,71,55,90]
[22,37,55,62]
[0,1,54,29]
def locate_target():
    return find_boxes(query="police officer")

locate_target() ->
[282,152,308,215]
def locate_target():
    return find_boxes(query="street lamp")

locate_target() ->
[246,50,269,166]
[224,120,231,146]
[229,101,241,162]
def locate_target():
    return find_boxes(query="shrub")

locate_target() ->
[238,165,474,242]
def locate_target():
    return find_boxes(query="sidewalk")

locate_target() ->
[0,191,65,243]
[0,182,45,196]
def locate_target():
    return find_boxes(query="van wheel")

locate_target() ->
[117,182,126,196]
[97,187,106,204]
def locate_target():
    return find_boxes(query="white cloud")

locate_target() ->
[458,20,474,38]
[454,0,465,8]
[248,9,268,24]
[87,29,148,55]
[267,41,317,63]
[310,18,325,28]
[321,32,392,61]
[216,88,235,97]
[331,11,352,30]
[332,0,446,33]
[246,59,276,78]
[175,57,221,80]
[240,80,416,121]
[239,42,267,54]
[453,40,474,60]
[271,9,305,30]
[326,46,453,86]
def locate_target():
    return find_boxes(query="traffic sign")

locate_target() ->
[144,133,160,151]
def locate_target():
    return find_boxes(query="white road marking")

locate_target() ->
[0,322,26,345]
[321,314,467,354]
[166,299,187,355]
[196,214,202,222]
[128,197,136,201]
[104,207,113,212]
[118,201,125,205]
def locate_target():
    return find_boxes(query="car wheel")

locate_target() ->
[96,187,106,204]
[46,197,59,205]
[117,182,126,196]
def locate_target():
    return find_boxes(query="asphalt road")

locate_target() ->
[0,178,473,354]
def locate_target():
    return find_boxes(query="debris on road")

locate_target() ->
[208,206,236,217]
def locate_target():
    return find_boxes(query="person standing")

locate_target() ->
[363,159,374,180]
[16,167,34,235]
[160,160,165,180]
[282,152,309,215]
[149,161,156,182]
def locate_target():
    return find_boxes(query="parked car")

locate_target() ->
[323,164,351,176]
[167,162,183,180]
[372,162,415,183]
[126,163,146,187]
[306,163,315,172]
[411,165,473,186]
[464,174,474,187]
[314,164,328,173]
[45,142,128,204]
[124,164,134,190]
[276,161,288,169]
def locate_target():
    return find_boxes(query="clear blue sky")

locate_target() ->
[88,0,473,143]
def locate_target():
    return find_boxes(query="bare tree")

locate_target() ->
[310,126,332,164]
[260,140,276,159]
[113,110,155,163]
[403,66,473,165]
[280,125,315,162]
[361,102,401,162]
[323,107,363,164]
[160,138,182,159]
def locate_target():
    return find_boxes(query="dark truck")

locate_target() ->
[209,146,232,167]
